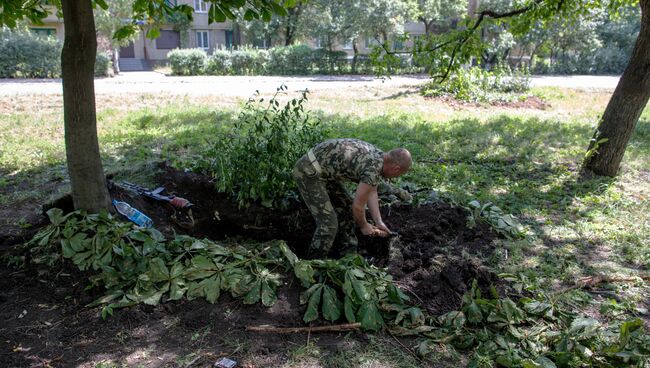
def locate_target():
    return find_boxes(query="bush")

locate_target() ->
[94,51,112,77]
[196,85,325,208]
[421,66,531,103]
[312,49,348,74]
[205,49,232,75]
[0,30,62,78]
[251,48,270,74]
[229,49,256,75]
[268,45,313,75]
[168,48,206,76]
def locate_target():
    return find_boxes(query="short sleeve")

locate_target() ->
[359,159,383,187]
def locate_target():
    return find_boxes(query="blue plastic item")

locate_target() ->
[112,199,154,228]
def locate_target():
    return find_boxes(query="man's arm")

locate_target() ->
[354,183,389,237]
[368,189,391,234]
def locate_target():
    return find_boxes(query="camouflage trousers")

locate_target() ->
[293,154,358,258]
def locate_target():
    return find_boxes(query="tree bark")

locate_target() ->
[352,40,358,73]
[582,0,650,176]
[284,3,302,46]
[112,47,120,75]
[419,18,432,35]
[61,0,111,212]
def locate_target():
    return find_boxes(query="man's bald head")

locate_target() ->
[387,148,412,170]
[383,148,412,178]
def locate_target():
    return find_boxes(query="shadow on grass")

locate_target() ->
[3,108,648,367]
[324,112,649,273]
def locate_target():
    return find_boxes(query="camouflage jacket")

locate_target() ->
[311,138,384,186]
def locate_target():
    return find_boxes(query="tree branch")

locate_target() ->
[377,0,545,81]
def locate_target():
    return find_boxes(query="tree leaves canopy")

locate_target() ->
[0,0,294,39]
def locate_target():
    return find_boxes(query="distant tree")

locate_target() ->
[381,0,647,177]
[298,0,414,71]
[94,0,137,74]
[1,0,290,212]
[416,0,466,35]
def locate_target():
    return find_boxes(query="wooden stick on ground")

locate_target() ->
[555,275,650,295]
[246,323,361,333]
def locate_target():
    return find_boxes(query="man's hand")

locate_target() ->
[375,221,391,234]
[361,223,390,237]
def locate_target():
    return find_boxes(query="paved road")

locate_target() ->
[529,75,620,89]
[0,72,620,96]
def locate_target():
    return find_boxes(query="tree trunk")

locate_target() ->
[284,3,302,46]
[112,47,120,75]
[582,0,650,176]
[61,0,111,212]
[419,18,432,35]
[352,40,358,73]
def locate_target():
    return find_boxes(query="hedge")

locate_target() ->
[0,30,113,78]
[168,45,424,76]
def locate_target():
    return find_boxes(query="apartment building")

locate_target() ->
[27,0,238,71]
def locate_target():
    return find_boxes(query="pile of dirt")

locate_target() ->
[113,165,499,315]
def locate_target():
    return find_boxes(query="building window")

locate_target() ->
[30,28,56,37]
[343,39,354,50]
[197,31,209,50]
[156,30,180,49]
[194,0,208,12]
[225,30,233,49]
[392,35,404,51]
[315,37,327,49]
[364,37,380,49]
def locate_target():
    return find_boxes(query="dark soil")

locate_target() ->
[0,165,499,367]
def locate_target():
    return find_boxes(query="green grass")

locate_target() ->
[1,87,649,366]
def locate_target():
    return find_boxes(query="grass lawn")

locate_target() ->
[1,83,648,367]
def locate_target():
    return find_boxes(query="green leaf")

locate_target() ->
[190,240,207,250]
[146,27,161,39]
[46,208,65,226]
[94,0,109,10]
[148,258,170,282]
[87,290,125,307]
[300,283,322,304]
[294,261,315,287]
[278,241,298,266]
[209,4,227,23]
[321,285,342,322]
[148,228,165,242]
[344,295,356,323]
[270,1,287,16]
[618,318,643,348]
[352,279,370,301]
[170,278,187,300]
[569,317,600,336]
[203,276,221,303]
[303,284,323,323]
[61,239,75,258]
[386,283,409,304]
[114,25,138,40]
[142,289,165,305]
[186,281,203,300]
[72,251,93,270]
[128,230,151,242]
[243,9,257,21]
[465,301,483,324]
[357,301,383,331]
[243,280,261,304]
[68,232,87,252]
[261,280,277,307]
